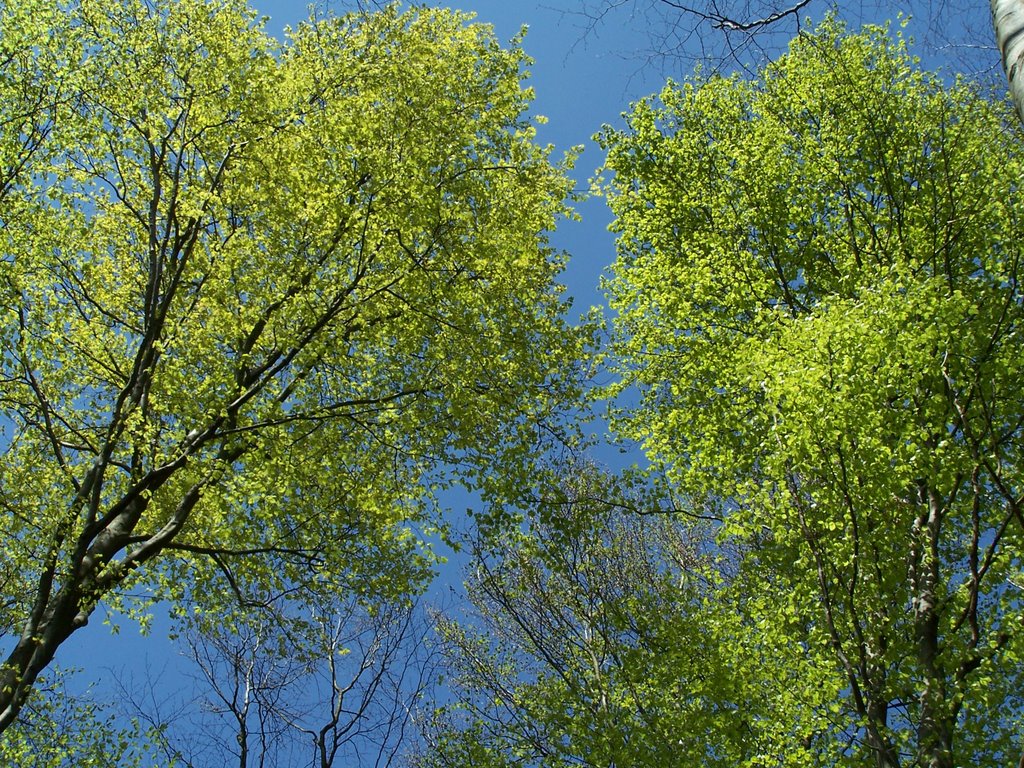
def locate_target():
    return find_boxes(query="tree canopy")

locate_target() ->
[601,19,1024,767]
[0,0,581,739]
[5,0,1024,765]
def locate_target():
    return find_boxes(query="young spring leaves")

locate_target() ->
[417,465,840,768]
[0,0,581,734]
[602,20,1024,766]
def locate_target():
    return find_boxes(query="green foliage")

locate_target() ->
[0,0,582,737]
[417,466,841,768]
[601,18,1024,766]
[0,669,157,767]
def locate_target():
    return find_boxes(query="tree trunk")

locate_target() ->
[993,0,1024,122]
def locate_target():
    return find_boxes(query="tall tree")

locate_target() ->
[119,593,437,768]
[601,20,1024,767]
[0,0,581,736]
[415,466,841,768]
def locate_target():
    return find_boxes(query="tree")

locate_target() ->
[118,592,437,768]
[414,466,842,768]
[993,0,1024,120]
[0,666,159,767]
[601,20,1024,767]
[0,0,582,736]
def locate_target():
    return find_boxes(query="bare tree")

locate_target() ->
[119,593,438,768]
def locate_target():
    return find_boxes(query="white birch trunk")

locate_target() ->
[993,0,1024,122]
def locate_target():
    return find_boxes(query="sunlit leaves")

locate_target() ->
[0,0,582,735]
[601,19,1024,765]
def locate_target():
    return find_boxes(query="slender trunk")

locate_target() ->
[0,480,201,732]
[0,583,94,732]
[913,487,954,768]
[865,698,902,768]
